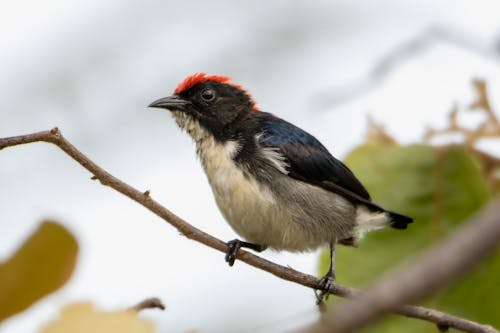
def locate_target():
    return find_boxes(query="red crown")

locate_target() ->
[174,73,230,94]
[174,73,258,110]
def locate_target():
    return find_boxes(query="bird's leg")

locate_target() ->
[315,242,336,305]
[225,239,265,266]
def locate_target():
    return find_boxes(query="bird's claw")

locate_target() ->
[315,270,335,305]
[225,239,265,266]
[225,239,242,266]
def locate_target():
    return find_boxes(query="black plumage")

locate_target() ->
[257,112,412,229]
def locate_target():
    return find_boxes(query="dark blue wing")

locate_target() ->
[258,113,372,203]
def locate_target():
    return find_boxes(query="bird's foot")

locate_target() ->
[225,239,264,266]
[315,269,335,306]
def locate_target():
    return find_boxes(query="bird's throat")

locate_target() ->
[171,111,211,143]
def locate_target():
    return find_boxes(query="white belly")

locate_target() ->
[196,137,354,251]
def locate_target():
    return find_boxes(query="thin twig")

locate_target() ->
[0,128,497,333]
[130,298,165,312]
[297,201,500,333]
[425,79,500,145]
[316,27,500,108]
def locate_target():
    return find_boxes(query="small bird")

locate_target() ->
[149,73,413,302]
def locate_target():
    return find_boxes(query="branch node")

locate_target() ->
[50,127,61,136]
[91,175,98,180]
[143,190,151,196]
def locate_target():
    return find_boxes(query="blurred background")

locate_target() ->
[1,0,499,332]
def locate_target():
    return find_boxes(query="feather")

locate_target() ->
[257,113,371,202]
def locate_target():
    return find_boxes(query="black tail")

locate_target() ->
[388,211,413,229]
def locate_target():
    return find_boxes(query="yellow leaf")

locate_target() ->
[40,302,155,333]
[0,221,78,321]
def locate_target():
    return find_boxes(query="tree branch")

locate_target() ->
[0,128,497,333]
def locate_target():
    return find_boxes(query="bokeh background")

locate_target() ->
[1,1,500,332]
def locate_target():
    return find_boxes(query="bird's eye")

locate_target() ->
[200,89,216,101]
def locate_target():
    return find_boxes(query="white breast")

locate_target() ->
[171,111,279,243]
[198,137,281,243]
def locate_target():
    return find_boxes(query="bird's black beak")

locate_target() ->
[148,95,190,111]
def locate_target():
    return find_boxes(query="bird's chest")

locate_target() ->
[196,138,279,242]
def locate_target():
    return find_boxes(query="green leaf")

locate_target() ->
[0,221,78,322]
[319,143,497,331]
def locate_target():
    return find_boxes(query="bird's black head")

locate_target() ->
[149,73,258,139]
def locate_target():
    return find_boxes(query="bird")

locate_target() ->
[149,73,413,303]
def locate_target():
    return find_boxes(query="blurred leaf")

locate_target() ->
[0,221,78,322]
[319,143,498,332]
[342,143,489,225]
[39,302,155,333]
